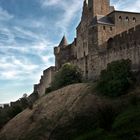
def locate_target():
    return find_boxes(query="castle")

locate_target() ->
[34,0,140,97]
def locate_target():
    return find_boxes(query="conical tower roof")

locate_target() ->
[58,35,68,47]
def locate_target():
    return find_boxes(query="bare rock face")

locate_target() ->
[0,83,110,140]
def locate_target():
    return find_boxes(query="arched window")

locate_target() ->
[133,17,136,22]
[107,38,113,49]
[119,16,122,21]
[125,17,129,22]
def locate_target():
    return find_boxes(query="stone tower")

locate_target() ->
[88,0,110,19]
[58,35,68,48]
[34,0,140,97]
[54,35,70,69]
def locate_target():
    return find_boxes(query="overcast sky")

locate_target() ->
[0,0,140,104]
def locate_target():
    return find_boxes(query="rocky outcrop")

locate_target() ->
[0,83,140,140]
[0,83,111,140]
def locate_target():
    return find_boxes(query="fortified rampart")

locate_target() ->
[0,104,10,109]
[88,24,140,79]
[33,66,56,97]
[0,101,23,110]
[32,0,140,97]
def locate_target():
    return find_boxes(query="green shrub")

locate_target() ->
[112,105,140,139]
[0,109,10,128]
[20,97,29,109]
[0,105,23,129]
[51,63,82,90]
[96,59,134,97]
[45,87,52,94]
[74,129,120,140]
[74,128,105,140]
[8,105,23,118]
[129,94,140,106]
[97,105,117,131]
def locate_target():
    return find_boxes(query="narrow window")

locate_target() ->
[103,26,106,30]
[119,16,122,21]
[107,38,113,49]
[110,27,113,31]
[133,17,136,22]
[125,17,129,22]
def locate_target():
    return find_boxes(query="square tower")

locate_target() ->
[88,0,110,18]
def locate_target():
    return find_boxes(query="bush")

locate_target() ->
[74,128,106,140]
[112,105,140,139]
[45,87,52,94]
[8,105,23,118]
[0,105,23,129]
[96,59,134,97]
[0,109,10,129]
[51,63,82,90]
[97,105,117,131]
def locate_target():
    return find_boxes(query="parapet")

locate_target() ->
[106,24,140,51]
[33,66,56,96]
[0,103,10,109]
[34,84,39,91]
[43,66,56,75]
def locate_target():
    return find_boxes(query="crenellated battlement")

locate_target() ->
[0,103,10,109]
[87,24,140,79]
[33,66,56,96]
[32,0,140,97]
[105,24,140,52]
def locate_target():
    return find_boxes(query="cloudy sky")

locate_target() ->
[0,0,140,104]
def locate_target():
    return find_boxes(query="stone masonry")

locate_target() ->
[34,0,140,96]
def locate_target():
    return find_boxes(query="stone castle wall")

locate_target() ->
[88,24,140,79]
[98,11,140,49]
[32,0,140,97]
[54,39,77,69]
[108,11,140,35]
[33,66,56,97]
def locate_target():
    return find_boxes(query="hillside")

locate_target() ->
[0,83,140,140]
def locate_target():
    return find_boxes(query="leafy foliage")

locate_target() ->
[112,105,140,139]
[51,63,82,90]
[73,104,140,140]
[0,105,23,129]
[45,87,52,94]
[0,94,36,129]
[96,59,134,97]
[7,105,23,118]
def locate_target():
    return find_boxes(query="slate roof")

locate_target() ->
[59,35,68,47]
[92,15,114,26]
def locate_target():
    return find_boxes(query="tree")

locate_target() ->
[51,63,82,90]
[96,59,134,97]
